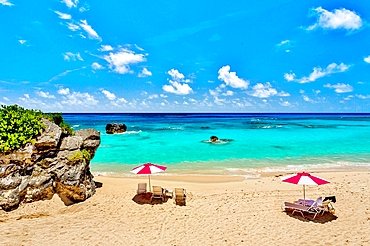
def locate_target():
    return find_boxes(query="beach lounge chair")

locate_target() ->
[175,188,186,206]
[282,202,320,220]
[137,183,147,195]
[151,186,165,202]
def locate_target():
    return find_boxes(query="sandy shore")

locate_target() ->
[1,170,369,246]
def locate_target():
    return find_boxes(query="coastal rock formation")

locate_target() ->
[106,123,127,134]
[0,119,100,211]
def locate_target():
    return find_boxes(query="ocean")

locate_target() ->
[63,113,370,177]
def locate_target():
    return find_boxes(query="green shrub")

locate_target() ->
[0,105,75,152]
[67,151,84,163]
[0,105,45,152]
[43,112,74,135]
[81,149,91,161]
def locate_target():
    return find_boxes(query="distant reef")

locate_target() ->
[0,119,100,211]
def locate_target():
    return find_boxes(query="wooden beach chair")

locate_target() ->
[151,186,165,201]
[137,183,147,195]
[175,188,186,206]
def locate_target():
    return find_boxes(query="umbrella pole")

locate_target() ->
[149,174,151,192]
[303,184,306,206]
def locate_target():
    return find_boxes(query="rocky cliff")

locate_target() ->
[0,119,100,211]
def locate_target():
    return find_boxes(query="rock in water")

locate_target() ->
[106,123,127,134]
[0,119,101,211]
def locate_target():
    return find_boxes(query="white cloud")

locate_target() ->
[92,62,104,70]
[79,20,100,40]
[277,91,290,97]
[37,91,56,99]
[18,40,27,45]
[0,0,13,6]
[308,7,362,31]
[62,0,78,8]
[364,56,370,63]
[162,69,193,95]
[61,91,98,106]
[168,69,185,81]
[148,94,158,99]
[163,82,192,95]
[55,11,72,20]
[67,23,80,31]
[284,73,296,81]
[58,87,70,95]
[99,45,113,51]
[277,40,290,46]
[299,89,305,94]
[218,65,249,89]
[302,95,312,102]
[63,52,83,61]
[222,90,234,96]
[279,101,291,107]
[3,97,9,101]
[285,63,350,83]
[356,94,370,99]
[104,49,146,74]
[102,90,116,100]
[250,82,277,98]
[324,83,353,93]
[138,68,152,77]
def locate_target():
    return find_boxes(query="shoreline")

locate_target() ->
[92,165,370,180]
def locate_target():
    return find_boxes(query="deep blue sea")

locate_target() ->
[63,113,370,176]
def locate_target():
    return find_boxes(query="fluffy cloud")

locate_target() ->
[324,83,353,93]
[277,91,290,97]
[364,56,370,63]
[79,20,100,40]
[58,87,70,95]
[0,0,13,6]
[55,11,72,20]
[162,69,193,95]
[284,63,349,83]
[37,91,55,99]
[279,100,291,107]
[61,91,98,106]
[250,82,277,98]
[102,90,116,100]
[63,52,83,61]
[138,68,152,77]
[104,49,146,74]
[18,40,27,45]
[62,0,78,8]
[99,45,113,51]
[92,62,104,70]
[308,7,362,31]
[218,65,249,89]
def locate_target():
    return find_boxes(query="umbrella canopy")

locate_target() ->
[131,163,167,192]
[281,172,329,204]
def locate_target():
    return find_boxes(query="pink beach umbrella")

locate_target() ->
[130,163,167,192]
[281,172,330,205]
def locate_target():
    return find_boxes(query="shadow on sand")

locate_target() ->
[132,193,172,205]
[283,210,338,223]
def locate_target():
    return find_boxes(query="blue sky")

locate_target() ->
[1,0,370,112]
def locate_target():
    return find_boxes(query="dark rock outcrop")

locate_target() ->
[0,119,100,211]
[106,123,127,134]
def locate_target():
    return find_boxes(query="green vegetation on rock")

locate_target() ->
[43,112,74,135]
[0,105,44,152]
[0,105,74,153]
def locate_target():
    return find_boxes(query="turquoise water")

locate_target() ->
[63,113,370,176]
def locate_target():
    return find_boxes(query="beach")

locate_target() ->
[1,170,369,246]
